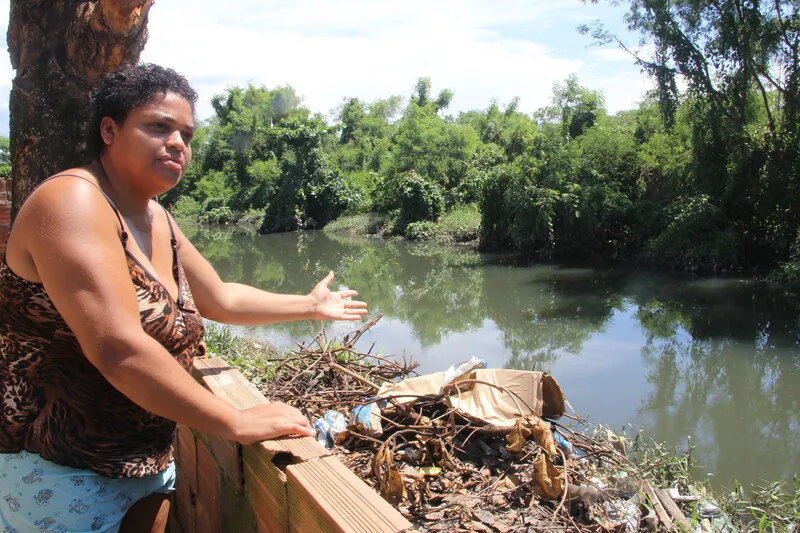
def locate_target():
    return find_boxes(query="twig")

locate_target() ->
[343,312,384,348]
[546,448,570,530]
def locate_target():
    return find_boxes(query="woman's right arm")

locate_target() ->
[19,178,313,444]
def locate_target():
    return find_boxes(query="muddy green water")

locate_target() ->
[189,225,800,490]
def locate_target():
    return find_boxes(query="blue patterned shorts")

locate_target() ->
[0,451,176,533]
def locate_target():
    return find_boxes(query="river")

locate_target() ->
[187,224,800,491]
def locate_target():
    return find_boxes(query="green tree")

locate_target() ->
[0,137,11,178]
[582,0,800,270]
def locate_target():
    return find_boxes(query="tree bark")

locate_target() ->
[6,0,154,221]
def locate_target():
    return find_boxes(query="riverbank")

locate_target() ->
[323,206,481,248]
[203,321,799,532]
[175,208,800,289]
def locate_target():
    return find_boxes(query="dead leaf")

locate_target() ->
[381,465,407,504]
[491,495,507,507]
[491,522,514,533]
[505,418,532,453]
[471,509,496,524]
[503,472,521,488]
[532,451,564,500]
[418,466,442,477]
[528,415,557,456]
[462,521,492,533]
[371,443,392,480]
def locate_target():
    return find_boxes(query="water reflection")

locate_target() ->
[189,226,800,488]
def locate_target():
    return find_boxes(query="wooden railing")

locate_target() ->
[169,355,412,533]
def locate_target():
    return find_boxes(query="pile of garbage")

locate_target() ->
[264,315,735,532]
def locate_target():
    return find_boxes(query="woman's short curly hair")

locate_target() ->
[88,63,198,156]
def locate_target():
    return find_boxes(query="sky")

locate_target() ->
[0,0,654,136]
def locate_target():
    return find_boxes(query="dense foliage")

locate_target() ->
[169,1,800,278]
[0,137,11,178]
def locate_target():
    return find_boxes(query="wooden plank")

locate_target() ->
[260,436,330,463]
[188,356,409,533]
[192,356,329,464]
[243,445,288,533]
[195,440,223,533]
[193,429,244,493]
[174,425,198,533]
[642,480,673,531]
[656,488,692,531]
[287,456,412,533]
[193,356,268,409]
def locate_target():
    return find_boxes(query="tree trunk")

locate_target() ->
[6,0,154,222]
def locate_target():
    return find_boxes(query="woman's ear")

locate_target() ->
[99,116,117,147]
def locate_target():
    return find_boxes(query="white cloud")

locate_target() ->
[141,0,652,120]
[0,0,653,135]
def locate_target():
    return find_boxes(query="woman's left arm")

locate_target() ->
[173,221,368,326]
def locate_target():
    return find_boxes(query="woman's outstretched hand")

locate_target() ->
[309,271,368,321]
[231,402,316,445]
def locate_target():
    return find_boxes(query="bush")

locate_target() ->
[171,196,203,219]
[200,206,235,224]
[432,203,481,244]
[479,164,516,250]
[405,221,436,241]
[202,196,228,211]
[238,208,265,228]
[323,213,389,235]
[647,195,742,272]
[767,261,800,286]
[396,171,444,230]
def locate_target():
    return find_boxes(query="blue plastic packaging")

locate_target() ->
[314,410,348,449]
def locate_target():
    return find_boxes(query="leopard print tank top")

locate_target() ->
[0,175,206,478]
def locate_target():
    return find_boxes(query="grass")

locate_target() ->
[729,478,800,532]
[627,430,799,532]
[202,321,281,389]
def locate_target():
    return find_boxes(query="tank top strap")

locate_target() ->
[40,173,129,248]
[162,206,185,308]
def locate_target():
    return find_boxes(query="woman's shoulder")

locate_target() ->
[20,168,107,214]
[14,168,121,245]
[6,168,121,281]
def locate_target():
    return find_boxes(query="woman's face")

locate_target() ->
[101,91,195,193]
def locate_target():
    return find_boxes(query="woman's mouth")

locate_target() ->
[161,159,183,173]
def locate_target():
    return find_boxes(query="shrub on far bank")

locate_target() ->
[323,213,390,236]
[645,195,742,273]
[326,204,480,246]
[405,220,436,241]
[766,259,800,288]
[171,196,203,219]
[432,203,481,244]
[200,206,235,224]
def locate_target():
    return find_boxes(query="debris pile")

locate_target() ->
[261,315,733,532]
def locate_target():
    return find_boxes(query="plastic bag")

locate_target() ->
[314,410,348,449]
[440,356,487,392]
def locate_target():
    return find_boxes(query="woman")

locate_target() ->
[0,64,368,532]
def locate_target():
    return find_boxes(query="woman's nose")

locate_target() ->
[165,130,186,150]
